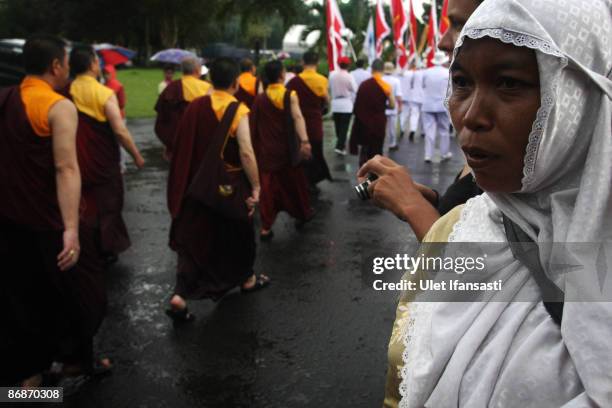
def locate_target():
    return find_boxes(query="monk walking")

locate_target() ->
[0,35,107,386]
[251,60,314,240]
[349,59,395,166]
[286,51,332,187]
[154,57,211,159]
[166,57,269,322]
[234,58,261,109]
[68,45,144,265]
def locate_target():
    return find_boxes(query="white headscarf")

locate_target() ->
[399,0,612,406]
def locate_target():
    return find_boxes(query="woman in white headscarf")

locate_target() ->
[383,0,612,406]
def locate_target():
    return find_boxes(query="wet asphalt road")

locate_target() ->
[57,118,463,408]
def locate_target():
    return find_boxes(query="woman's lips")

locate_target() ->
[462,146,499,169]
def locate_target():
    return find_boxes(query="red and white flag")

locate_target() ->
[391,0,408,69]
[439,0,450,37]
[326,0,346,72]
[407,0,419,65]
[425,0,439,67]
[375,0,391,58]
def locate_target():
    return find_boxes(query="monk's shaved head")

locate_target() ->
[69,45,97,77]
[181,57,201,76]
[23,35,67,75]
[371,59,384,72]
[210,57,239,89]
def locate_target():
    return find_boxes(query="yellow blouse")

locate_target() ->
[265,83,296,110]
[238,72,258,96]
[19,76,65,137]
[298,68,329,98]
[372,73,392,97]
[181,75,212,102]
[210,90,250,136]
[383,205,464,408]
[70,75,114,122]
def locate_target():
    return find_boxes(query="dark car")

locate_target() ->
[0,39,25,87]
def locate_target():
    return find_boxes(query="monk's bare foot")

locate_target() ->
[241,274,271,292]
[260,229,274,241]
[170,294,187,311]
[21,373,42,388]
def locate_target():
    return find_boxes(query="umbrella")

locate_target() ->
[151,48,197,65]
[94,43,136,67]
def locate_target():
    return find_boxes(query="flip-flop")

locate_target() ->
[165,307,195,323]
[260,230,274,241]
[241,275,271,294]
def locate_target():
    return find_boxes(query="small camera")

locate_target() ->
[354,173,378,200]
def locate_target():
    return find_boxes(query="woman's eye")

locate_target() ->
[452,75,468,88]
[498,77,522,89]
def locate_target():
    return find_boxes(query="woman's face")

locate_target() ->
[449,37,540,193]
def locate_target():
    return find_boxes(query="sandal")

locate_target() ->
[241,274,271,294]
[165,307,195,323]
[260,230,274,241]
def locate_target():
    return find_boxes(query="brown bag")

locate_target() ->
[186,101,251,221]
[284,90,302,166]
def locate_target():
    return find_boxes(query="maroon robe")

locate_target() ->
[154,79,188,156]
[234,78,259,109]
[349,77,388,166]
[0,86,106,384]
[251,91,312,230]
[167,96,254,300]
[286,75,332,184]
[73,104,131,256]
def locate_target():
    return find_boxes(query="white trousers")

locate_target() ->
[401,101,421,133]
[386,114,398,148]
[421,111,450,159]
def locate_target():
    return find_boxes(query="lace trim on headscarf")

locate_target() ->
[445,28,569,191]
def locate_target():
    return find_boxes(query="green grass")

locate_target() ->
[117,68,179,119]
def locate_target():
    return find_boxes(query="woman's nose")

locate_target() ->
[462,89,494,132]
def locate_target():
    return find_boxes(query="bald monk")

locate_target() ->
[251,60,314,240]
[286,51,332,187]
[0,35,107,386]
[234,58,262,109]
[154,57,212,159]
[166,57,269,322]
[349,59,395,166]
[68,45,144,265]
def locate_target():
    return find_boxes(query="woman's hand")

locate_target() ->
[357,155,423,220]
[246,187,260,217]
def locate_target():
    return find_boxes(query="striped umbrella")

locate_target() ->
[151,48,197,65]
[94,43,136,67]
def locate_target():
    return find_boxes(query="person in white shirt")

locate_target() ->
[329,56,358,155]
[402,60,425,142]
[382,61,402,151]
[421,51,451,163]
[157,65,175,95]
[350,59,370,89]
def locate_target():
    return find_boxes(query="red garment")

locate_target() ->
[103,65,126,118]
[251,93,312,229]
[154,79,188,154]
[167,96,254,300]
[0,86,63,230]
[74,109,130,255]
[0,86,106,383]
[286,76,332,184]
[350,77,388,166]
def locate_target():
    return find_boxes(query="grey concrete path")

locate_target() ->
[59,118,463,408]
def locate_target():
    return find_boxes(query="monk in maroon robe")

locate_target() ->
[166,57,269,322]
[251,60,313,239]
[234,58,261,109]
[349,59,395,166]
[68,45,145,264]
[154,57,211,159]
[0,36,106,386]
[286,51,332,186]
